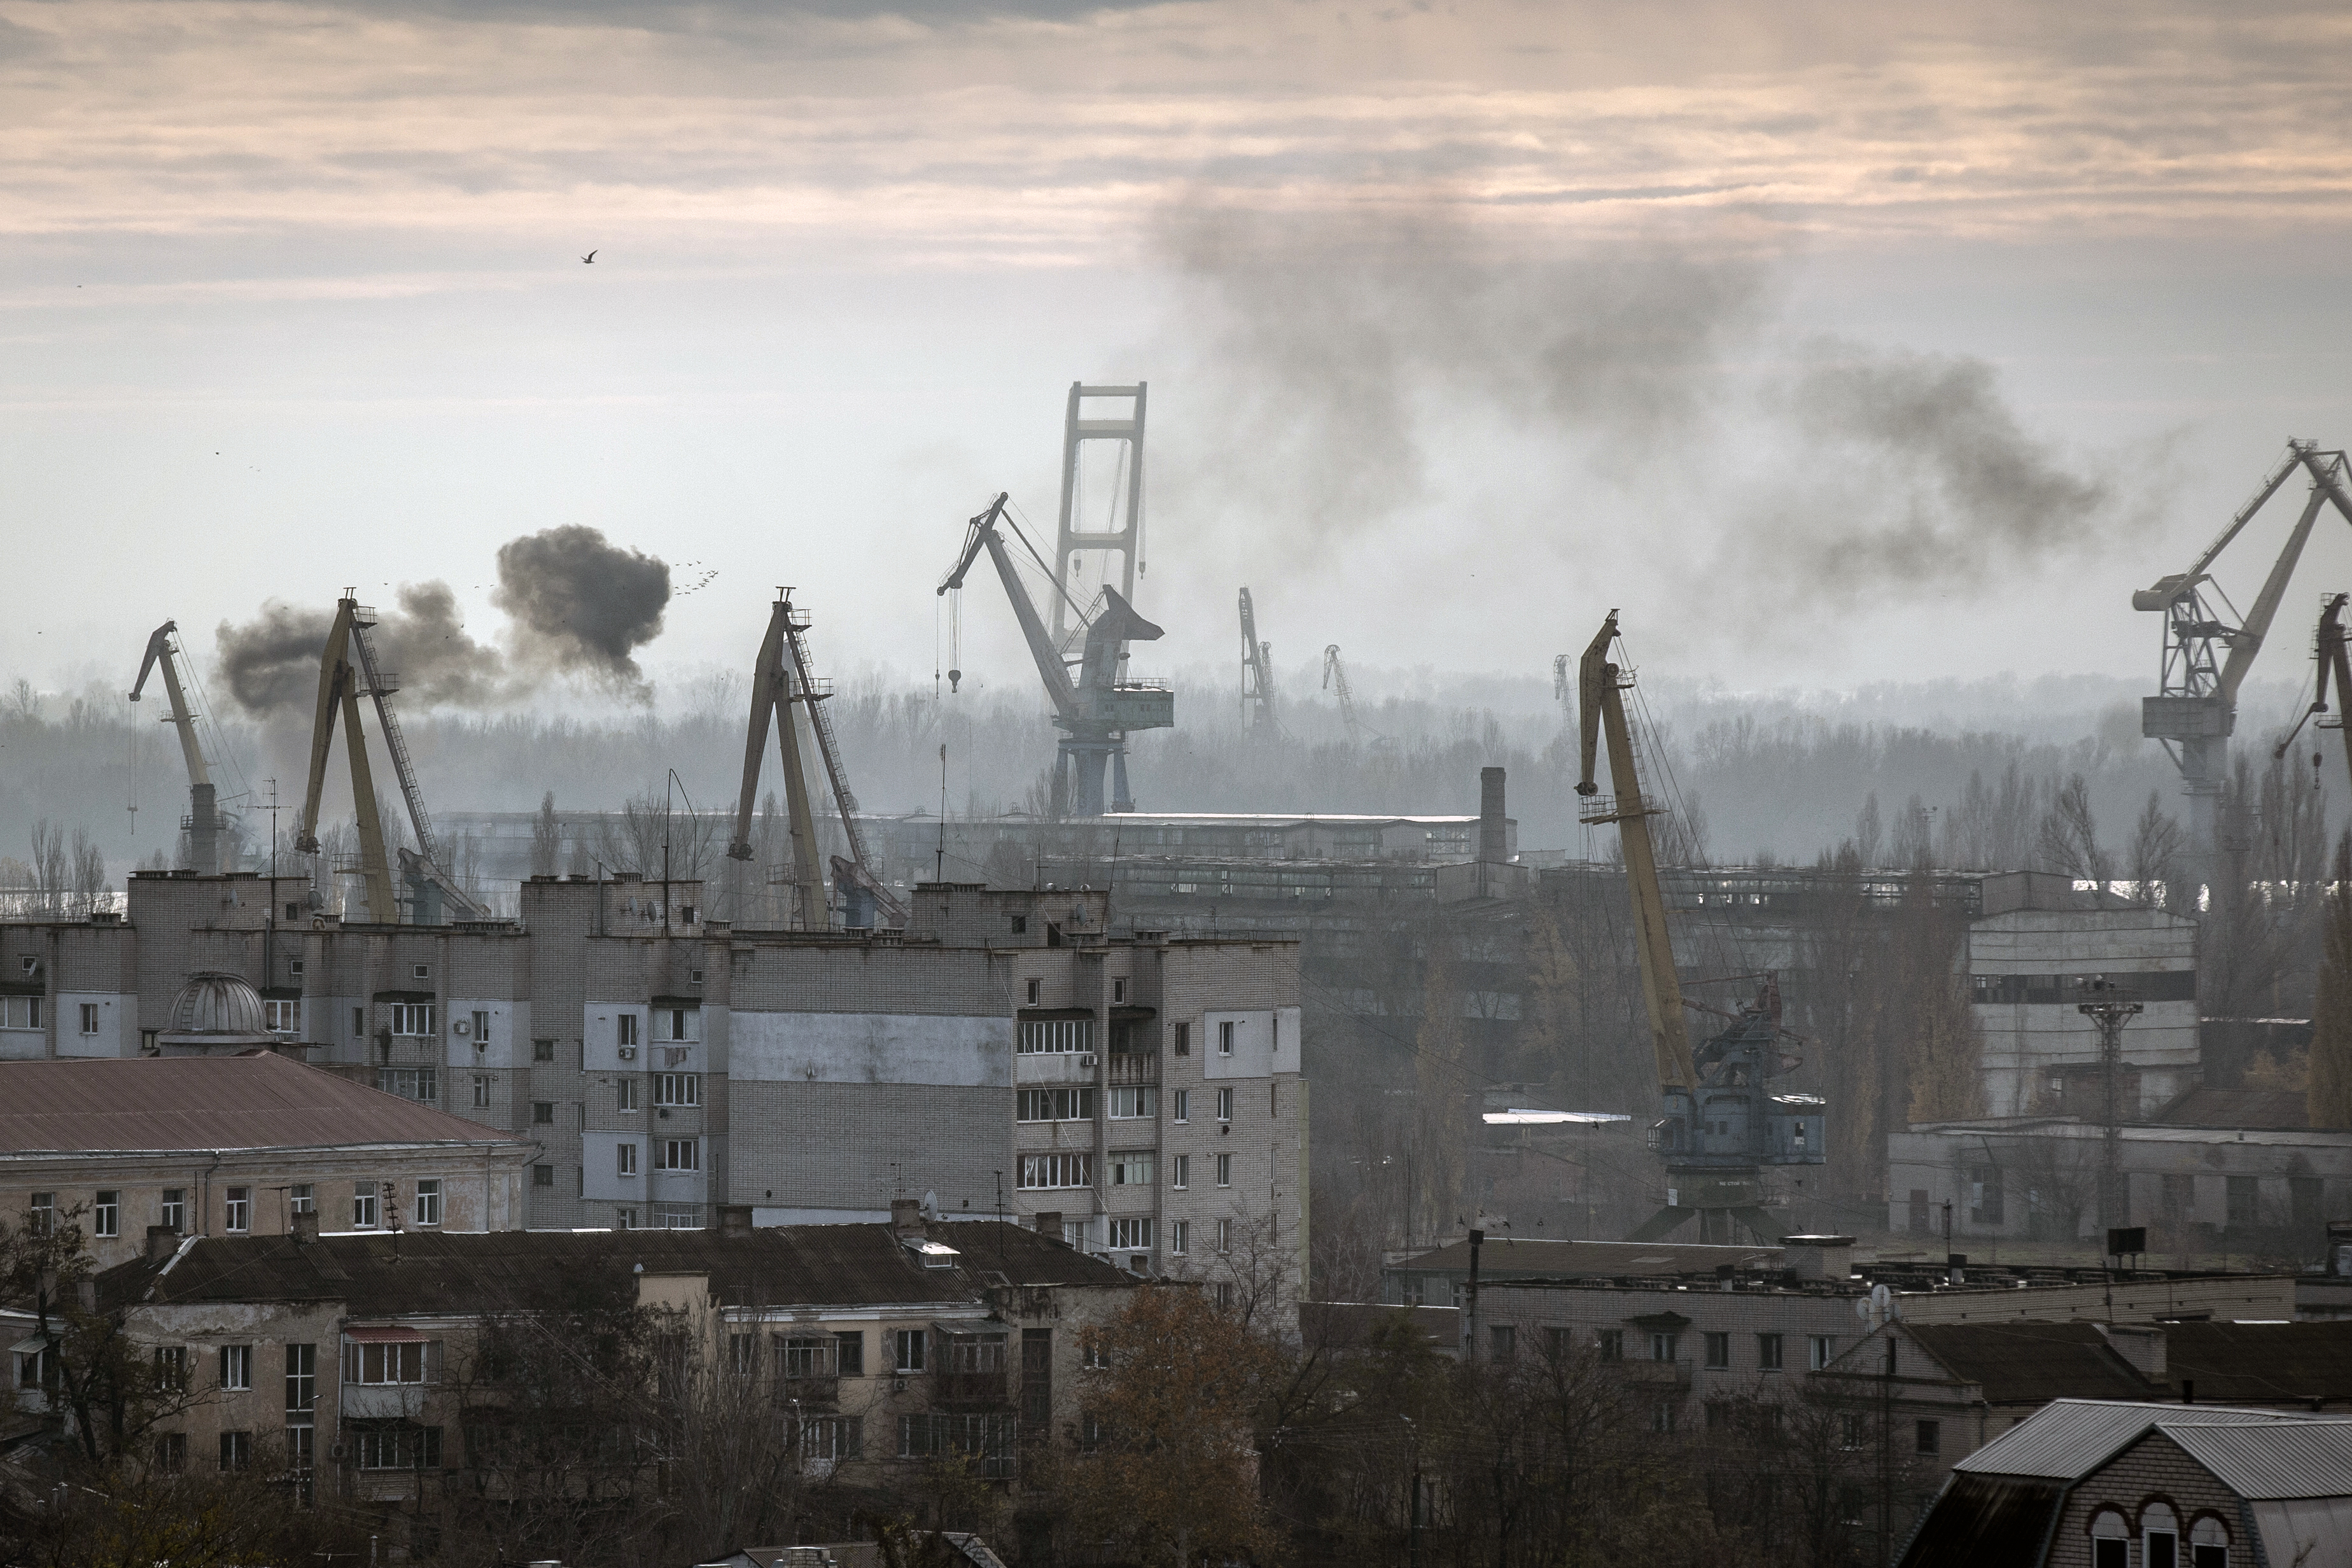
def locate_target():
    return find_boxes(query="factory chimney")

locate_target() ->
[1479,768,1507,864]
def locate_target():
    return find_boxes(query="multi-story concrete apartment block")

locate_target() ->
[0,870,1307,1299]
[0,1053,535,1267]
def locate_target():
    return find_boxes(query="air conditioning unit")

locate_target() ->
[1079,1053,1098,1069]
[329,1444,346,1461]
[618,1046,636,1061]
[452,1019,470,1037]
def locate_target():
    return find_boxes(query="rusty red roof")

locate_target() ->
[0,1052,529,1154]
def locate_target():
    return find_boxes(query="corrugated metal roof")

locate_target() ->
[2170,1422,2352,1500]
[0,1053,527,1154]
[1958,1399,2328,1481]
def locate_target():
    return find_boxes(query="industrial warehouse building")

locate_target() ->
[0,869,1306,1298]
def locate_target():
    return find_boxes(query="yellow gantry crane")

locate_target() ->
[292,591,486,925]
[129,620,228,874]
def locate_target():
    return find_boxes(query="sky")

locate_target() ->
[3,0,2349,715]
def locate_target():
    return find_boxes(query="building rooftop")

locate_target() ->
[2153,1085,2313,1130]
[1389,1237,1786,1278]
[0,1051,529,1156]
[1956,1398,2345,1487]
[91,1220,1135,1318]
[1899,1322,2160,1404]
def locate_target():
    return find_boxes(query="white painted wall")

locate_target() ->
[53,992,135,1058]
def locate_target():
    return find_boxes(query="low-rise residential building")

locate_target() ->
[0,1051,536,1267]
[1896,1398,2352,1567]
[19,1205,1135,1554]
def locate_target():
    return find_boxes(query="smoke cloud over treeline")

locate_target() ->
[1156,204,2132,601]
[214,525,671,711]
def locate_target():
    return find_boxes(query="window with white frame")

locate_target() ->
[1216,1088,1234,1122]
[893,1329,927,1373]
[797,1414,861,1461]
[414,1180,441,1226]
[1170,1154,1189,1190]
[1107,1151,1155,1187]
[389,1003,435,1037]
[1169,1219,1188,1254]
[289,1184,313,1214]
[472,1075,491,1108]
[1107,1086,1155,1119]
[1,997,43,1029]
[1017,1088,1093,1122]
[344,1340,431,1384]
[616,1078,640,1111]
[617,1014,639,1047]
[656,1138,699,1172]
[1217,1217,1233,1254]
[1112,978,1127,1004]
[470,1009,489,1043]
[28,1194,52,1235]
[1172,1089,1189,1122]
[352,1184,378,1229]
[1216,1153,1232,1187]
[263,1000,299,1035]
[1108,1217,1152,1250]
[78,1002,99,1035]
[1219,1020,1235,1056]
[1809,1336,1837,1371]
[1024,979,1041,1005]
[354,1424,440,1469]
[218,1343,252,1390]
[1018,1152,1092,1189]
[375,1067,438,1102]
[656,1007,698,1042]
[1017,1018,1091,1054]
[653,1074,699,1107]
[160,1188,185,1232]
[617,1142,640,1177]
[90,1190,120,1238]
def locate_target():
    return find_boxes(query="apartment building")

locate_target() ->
[0,871,1307,1298]
[20,1206,1135,1556]
[0,1051,535,1268]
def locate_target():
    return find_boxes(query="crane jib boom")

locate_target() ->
[1574,610,1695,1096]
[780,603,908,928]
[939,493,1081,719]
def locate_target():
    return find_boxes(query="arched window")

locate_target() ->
[2142,1501,2181,1568]
[2190,1515,2230,1568]
[2091,1507,2130,1568]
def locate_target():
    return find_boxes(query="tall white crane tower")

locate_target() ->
[1048,382,1146,657]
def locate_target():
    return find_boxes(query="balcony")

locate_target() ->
[772,1375,839,1408]
[933,1368,1011,1410]
[1106,1053,1158,1088]
[1612,1359,1693,1389]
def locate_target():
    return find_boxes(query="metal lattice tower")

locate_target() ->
[1049,383,1146,654]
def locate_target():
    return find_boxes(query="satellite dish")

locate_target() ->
[920,1188,942,1222]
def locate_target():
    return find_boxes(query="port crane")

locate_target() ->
[1238,588,1277,734]
[938,493,1174,817]
[1574,610,1824,1243]
[292,592,487,925]
[129,620,230,874]
[2136,440,2352,901]
[1322,645,1369,746]
[2274,592,2352,794]
[725,589,907,930]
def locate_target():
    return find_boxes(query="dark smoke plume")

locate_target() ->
[494,525,670,686]
[1155,202,2126,599]
[215,527,670,712]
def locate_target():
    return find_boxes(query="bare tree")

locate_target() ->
[530,790,563,877]
[2127,791,2185,908]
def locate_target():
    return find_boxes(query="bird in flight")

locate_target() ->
[581,250,597,263]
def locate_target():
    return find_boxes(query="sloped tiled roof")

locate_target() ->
[2162,1320,2352,1404]
[1903,1322,2155,1404]
[0,1053,525,1154]
[92,1221,1134,1319]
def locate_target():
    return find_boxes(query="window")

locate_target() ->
[797,1414,862,1461]
[531,1099,557,1124]
[1107,1151,1156,1186]
[616,1143,639,1177]
[615,1206,638,1229]
[354,1424,442,1469]
[1543,1327,1572,1362]
[346,1340,430,1383]
[1018,1152,1093,1189]
[1108,1086,1156,1119]
[617,1014,639,1047]
[1217,1088,1234,1122]
[473,1075,491,1108]
[352,1184,378,1228]
[2190,1516,2230,1568]
[1017,1018,1092,1054]
[2144,1502,2181,1568]
[290,1184,313,1214]
[412,963,430,981]
[1490,1325,1515,1362]
[153,1432,187,1473]
[1217,1217,1232,1254]
[1025,979,1041,1006]
[616,1077,640,1112]
[78,1002,98,1035]
[1109,1217,1153,1249]
[1598,1329,1623,1360]
[29,1194,53,1235]
[1,996,42,1028]
[836,1331,865,1376]
[92,1190,119,1237]
[1174,1023,1189,1056]
[2162,1173,2196,1220]
[1809,1335,1837,1371]
[1172,1088,1190,1122]
[1650,1332,1678,1362]
[775,1334,831,1380]
[657,1007,697,1042]
[414,1180,441,1226]
[1216,1281,1236,1308]
[533,1164,554,1188]
[1652,1403,1676,1434]
[1915,1418,1940,1456]
[1970,1164,2005,1225]
[2091,1511,2129,1568]
[1112,978,1127,1004]
[895,1329,927,1373]
[533,1039,555,1063]
[653,1074,700,1107]
[1170,1219,1188,1255]
[470,1009,489,1043]
[657,1138,699,1171]
[377,1067,438,1102]
[1216,1152,1232,1187]
[1705,1332,1730,1369]
[285,1343,316,1417]
[1757,1333,1784,1371]
[1840,1412,1866,1450]
[352,1006,365,1039]
[1018,1088,1095,1121]
[153,1345,189,1391]
[218,1430,251,1471]
[264,999,299,1035]
[1170,1154,1190,1190]
[219,1344,252,1390]
[288,956,304,972]
[160,1189,185,1232]
[389,1003,435,1037]
[2227,1175,2260,1229]
[1218,1019,1236,1056]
